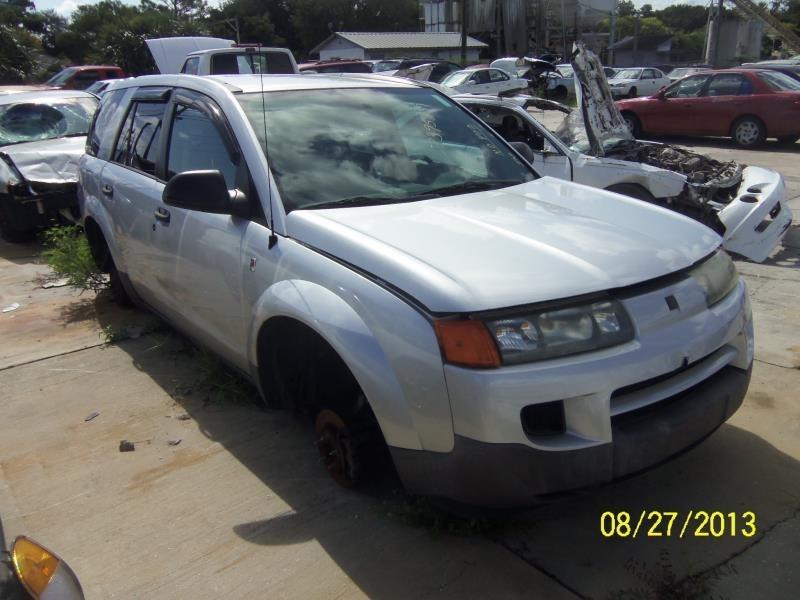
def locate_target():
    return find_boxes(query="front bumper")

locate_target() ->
[717,166,792,262]
[392,275,753,507]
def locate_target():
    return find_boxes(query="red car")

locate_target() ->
[616,68,800,147]
[44,66,126,90]
[298,60,372,74]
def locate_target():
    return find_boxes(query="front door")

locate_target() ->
[646,74,711,134]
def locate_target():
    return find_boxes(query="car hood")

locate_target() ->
[286,178,719,313]
[608,78,637,85]
[0,136,87,184]
[145,36,233,74]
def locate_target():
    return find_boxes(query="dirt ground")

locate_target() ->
[1,135,799,599]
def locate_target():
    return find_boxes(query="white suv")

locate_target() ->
[79,74,753,507]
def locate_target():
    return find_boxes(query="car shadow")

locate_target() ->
[0,237,42,266]
[94,303,800,599]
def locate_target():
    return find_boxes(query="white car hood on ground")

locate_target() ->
[0,136,86,184]
[286,178,720,313]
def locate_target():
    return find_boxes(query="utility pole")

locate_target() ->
[461,0,468,65]
[705,0,720,66]
[632,11,640,65]
[608,3,617,66]
[714,0,723,67]
[560,0,567,56]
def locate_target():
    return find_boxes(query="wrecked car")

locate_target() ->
[460,45,791,263]
[0,91,98,241]
[81,73,751,508]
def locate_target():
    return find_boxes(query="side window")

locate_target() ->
[182,57,199,75]
[266,51,294,74]
[668,75,710,98]
[87,88,127,158]
[166,105,237,189]
[73,71,102,89]
[707,74,750,96]
[489,69,509,82]
[112,100,169,177]
[210,54,239,75]
[105,71,120,80]
[642,69,655,79]
[475,70,491,84]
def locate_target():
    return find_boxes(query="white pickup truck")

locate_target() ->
[79,73,753,507]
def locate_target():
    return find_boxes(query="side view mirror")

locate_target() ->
[163,170,248,217]
[466,80,476,85]
[9,535,84,599]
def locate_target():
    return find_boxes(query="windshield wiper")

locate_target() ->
[414,179,525,199]
[306,195,411,210]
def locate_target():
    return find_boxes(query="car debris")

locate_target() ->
[118,440,135,452]
[84,411,100,422]
[2,302,20,313]
[463,42,791,262]
[167,439,181,446]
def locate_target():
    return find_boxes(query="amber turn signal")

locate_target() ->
[434,320,501,368]
[11,535,84,600]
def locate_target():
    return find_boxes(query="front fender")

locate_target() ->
[247,277,453,453]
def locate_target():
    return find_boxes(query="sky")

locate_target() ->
[35,0,711,19]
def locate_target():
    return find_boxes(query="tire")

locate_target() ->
[731,116,766,148]
[553,85,568,99]
[621,112,642,138]
[777,135,799,145]
[107,259,133,306]
[628,87,637,98]
[605,183,656,202]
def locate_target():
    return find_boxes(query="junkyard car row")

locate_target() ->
[0,42,793,509]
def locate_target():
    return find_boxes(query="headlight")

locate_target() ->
[485,298,634,364]
[689,250,739,307]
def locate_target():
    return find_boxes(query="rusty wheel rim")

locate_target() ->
[315,410,355,488]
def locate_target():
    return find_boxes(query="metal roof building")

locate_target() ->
[310,32,488,62]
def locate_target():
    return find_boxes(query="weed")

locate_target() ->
[99,318,166,344]
[194,348,258,405]
[608,549,736,600]
[385,496,511,536]
[40,225,107,293]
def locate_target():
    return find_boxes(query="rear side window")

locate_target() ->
[181,57,199,75]
[112,100,169,177]
[87,88,127,157]
[266,51,295,74]
[707,74,751,96]
[166,105,237,188]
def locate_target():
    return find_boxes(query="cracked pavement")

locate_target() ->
[1,138,799,599]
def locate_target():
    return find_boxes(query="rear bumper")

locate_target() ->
[392,364,750,508]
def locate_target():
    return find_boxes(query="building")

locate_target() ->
[421,0,615,57]
[607,35,673,68]
[309,32,487,62]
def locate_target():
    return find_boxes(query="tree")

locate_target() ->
[658,5,708,33]
[640,4,654,18]
[617,0,635,17]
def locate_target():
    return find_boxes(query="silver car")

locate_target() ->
[79,74,753,507]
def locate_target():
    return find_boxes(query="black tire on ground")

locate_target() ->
[731,116,766,148]
[553,85,568,99]
[628,87,637,99]
[621,111,642,138]
[107,259,134,306]
[605,183,656,202]
[777,135,799,145]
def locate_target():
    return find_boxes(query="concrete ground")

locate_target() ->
[1,137,799,599]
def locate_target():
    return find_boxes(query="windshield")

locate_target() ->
[669,68,690,78]
[441,71,470,87]
[758,70,800,91]
[46,67,78,86]
[0,97,98,146]
[237,87,534,212]
[613,69,642,80]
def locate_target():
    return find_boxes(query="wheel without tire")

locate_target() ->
[621,112,642,138]
[731,117,766,148]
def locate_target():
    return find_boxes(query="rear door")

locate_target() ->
[99,88,171,310]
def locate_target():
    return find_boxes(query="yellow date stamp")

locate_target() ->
[600,510,757,539]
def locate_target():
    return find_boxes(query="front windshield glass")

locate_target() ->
[237,87,534,212]
[613,69,642,79]
[46,67,78,86]
[758,70,800,91]
[0,97,98,146]
[441,71,470,86]
[669,68,690,78]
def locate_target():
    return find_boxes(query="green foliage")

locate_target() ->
[41,226,108,293]
[617,0,636,18]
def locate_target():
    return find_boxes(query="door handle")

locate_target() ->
[154,207,170,223]
[101,184,113,197]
